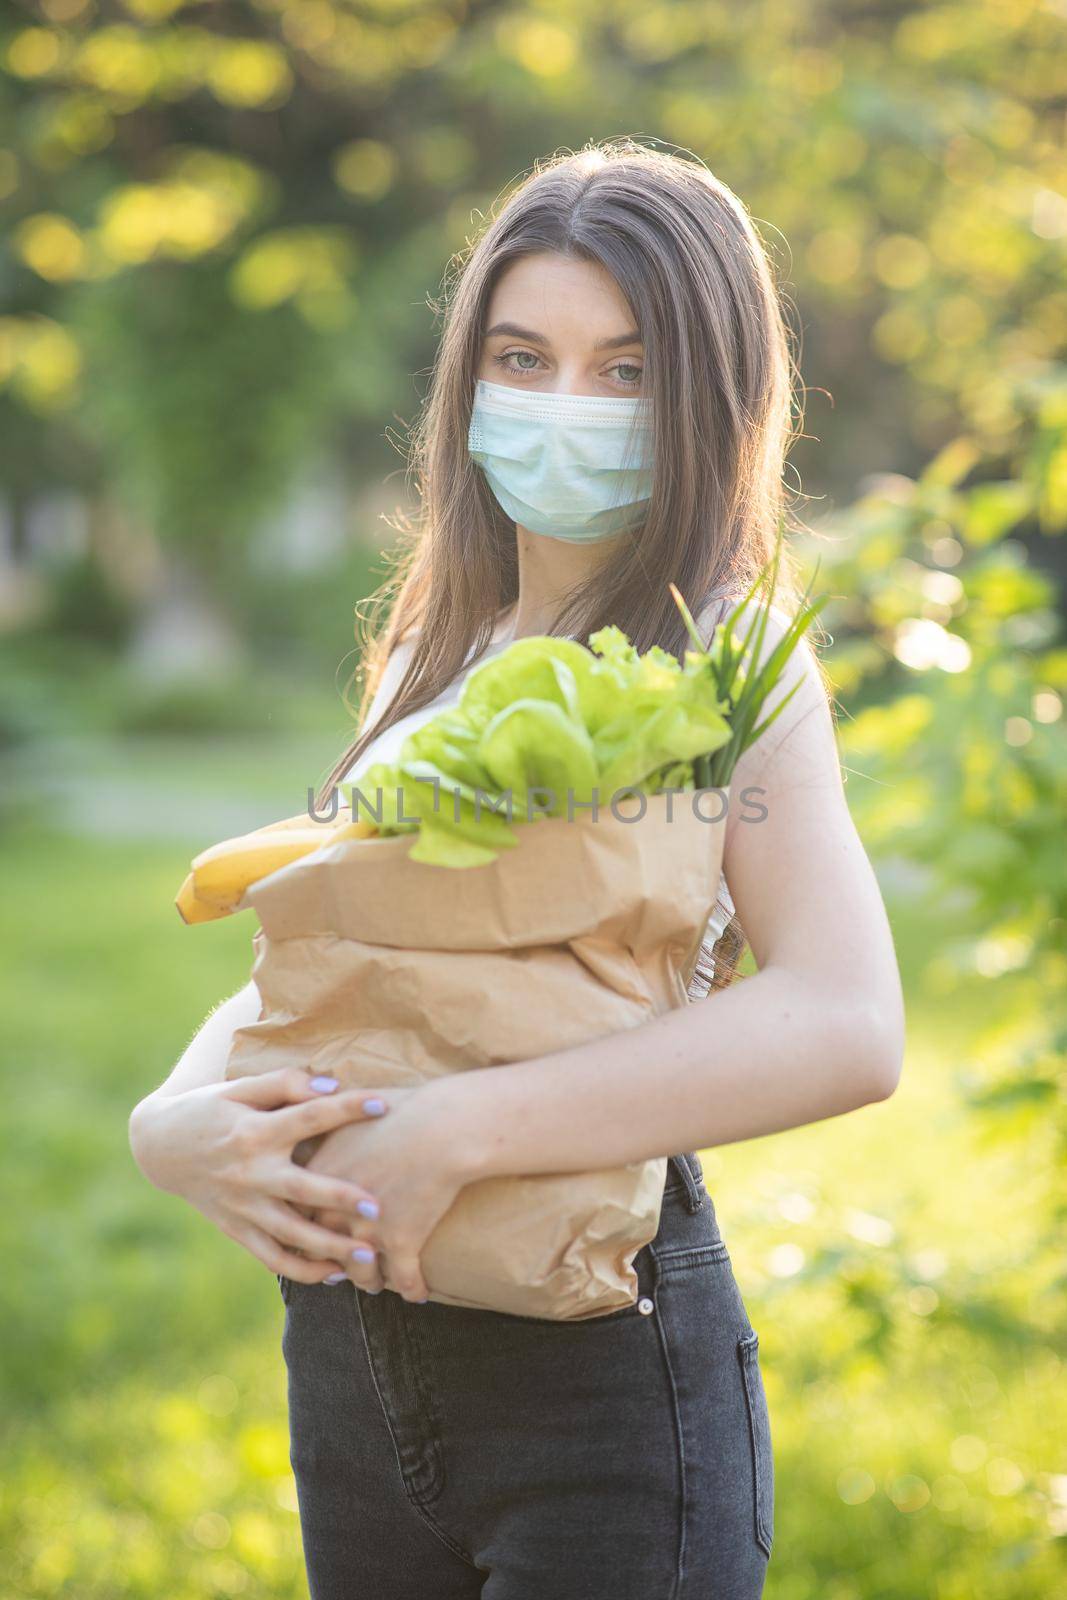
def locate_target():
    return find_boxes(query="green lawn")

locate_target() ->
[0,803,1062,1598]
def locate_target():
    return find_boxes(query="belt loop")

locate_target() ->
[667,1152,705,1214]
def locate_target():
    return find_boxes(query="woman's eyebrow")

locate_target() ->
[484,321,643,351]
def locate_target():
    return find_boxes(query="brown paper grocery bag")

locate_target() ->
[226,787,728,1320]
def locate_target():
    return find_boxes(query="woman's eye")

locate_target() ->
[491,350,643,388]
[495,350,542,374]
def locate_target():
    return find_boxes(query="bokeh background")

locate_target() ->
[2,1,1066,1596]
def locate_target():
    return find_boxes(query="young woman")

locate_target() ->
[130,140,905,1599]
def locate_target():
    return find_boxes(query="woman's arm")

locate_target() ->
[128,981,391,1283]
[447,618,904,1178]
[305,614,906,1301]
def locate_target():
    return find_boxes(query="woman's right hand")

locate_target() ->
[129,1068,388,1283]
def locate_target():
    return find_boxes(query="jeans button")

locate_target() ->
[637,1296,655,1315]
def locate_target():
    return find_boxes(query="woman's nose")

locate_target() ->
[543,372,600,398]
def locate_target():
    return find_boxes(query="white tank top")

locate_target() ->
[341,611,735,967]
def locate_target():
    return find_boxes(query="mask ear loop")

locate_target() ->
[614,416,655,515]
[619,405,655,481]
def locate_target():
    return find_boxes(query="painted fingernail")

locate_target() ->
[323,1272,346,1284]
[362,1097,387,1116]
[352,1246,376,1263]
[309,1075,339,1093]
[357,1199,379,1219]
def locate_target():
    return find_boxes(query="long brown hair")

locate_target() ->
[316,137,819,993]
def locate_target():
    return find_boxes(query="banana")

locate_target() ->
[175,810,378,925]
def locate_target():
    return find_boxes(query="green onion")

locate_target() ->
[669,518,829,789]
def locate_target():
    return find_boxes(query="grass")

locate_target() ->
[0,799,1062,1598]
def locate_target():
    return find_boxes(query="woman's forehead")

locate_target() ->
[484,252,640,344]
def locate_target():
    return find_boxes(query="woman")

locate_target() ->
[130,140,905,1598]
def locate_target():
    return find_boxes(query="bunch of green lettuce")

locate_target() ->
[353,533,827,867]
[352,623,731,867]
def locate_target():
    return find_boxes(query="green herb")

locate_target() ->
[670,520,829,789]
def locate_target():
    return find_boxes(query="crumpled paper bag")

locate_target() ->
[226,787,728,1320]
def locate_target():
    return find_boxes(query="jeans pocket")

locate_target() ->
[737,1330,774,1558]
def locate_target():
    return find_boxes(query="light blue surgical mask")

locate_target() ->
[467,378,654,543]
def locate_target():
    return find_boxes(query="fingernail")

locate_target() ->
[323,1272,346,1284]
[357,1199,379,1219]
[362,1097,387,1116]
[309,1075,339,1094]
[416,1296,429,1303]
[352,1246,376,1263]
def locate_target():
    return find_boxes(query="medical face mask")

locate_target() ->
[467,378,654,543]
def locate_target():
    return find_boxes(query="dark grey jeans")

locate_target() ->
[278,1152,774,1598]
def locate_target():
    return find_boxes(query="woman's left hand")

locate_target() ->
[302,1077,482,1302]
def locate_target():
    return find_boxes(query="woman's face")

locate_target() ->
[478,252,645,400]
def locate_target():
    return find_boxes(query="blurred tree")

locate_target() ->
[812,364,1066,1323]
[1,0,1064,593]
